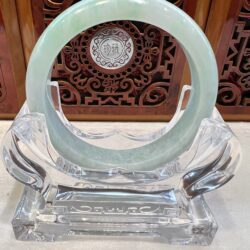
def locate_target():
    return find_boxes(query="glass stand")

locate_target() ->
[1,85,241,245]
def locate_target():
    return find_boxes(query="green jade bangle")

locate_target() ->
[26,0,218,171]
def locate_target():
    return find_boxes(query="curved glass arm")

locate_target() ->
[1,85,241,200]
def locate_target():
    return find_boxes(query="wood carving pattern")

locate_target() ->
[43,0,75,26]
[217,0,250,106]
[55,21,177,107]
[32,0,188,116]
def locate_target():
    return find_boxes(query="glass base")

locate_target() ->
[2,86,241,245]
[13,187,217,245]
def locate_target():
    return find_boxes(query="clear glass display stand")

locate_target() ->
[1,85,241,245]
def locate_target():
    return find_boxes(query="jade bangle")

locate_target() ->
[26,0,218,171]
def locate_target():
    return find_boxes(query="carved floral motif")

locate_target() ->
[53,20,179,107]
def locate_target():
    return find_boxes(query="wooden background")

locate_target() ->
[0,0,249,121]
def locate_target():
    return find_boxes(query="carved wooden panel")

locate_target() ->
[30,0,199,120]
[213,0,250,120]
[53,21,182,113]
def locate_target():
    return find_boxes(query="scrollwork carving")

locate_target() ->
[217,0,250,107]
[43,0,75,26]
[217,82,242,106]
[52,20,178,107]
[139,82,170,106]
[59,80,81,105]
